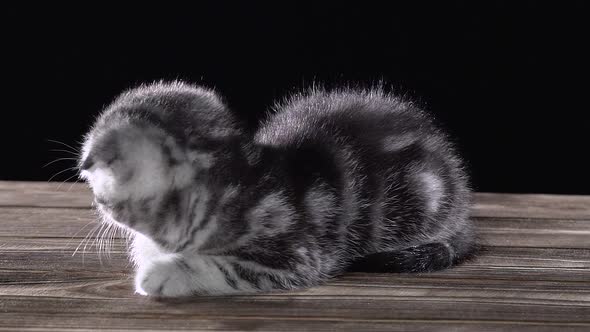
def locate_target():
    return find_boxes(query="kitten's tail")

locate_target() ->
[348,231,478,273]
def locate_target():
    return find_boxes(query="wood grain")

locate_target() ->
[4,181,590,219]
[474,217,590,248]
[3,207,589,248]
[472,192,590,220]
[0,207,98,238]
[0,181,92,208]
[1,181,589,331]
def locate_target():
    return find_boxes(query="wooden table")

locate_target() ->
[1,181,589,331]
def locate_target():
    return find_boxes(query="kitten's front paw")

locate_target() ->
[136,260,193,297]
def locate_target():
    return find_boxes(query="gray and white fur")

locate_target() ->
[79,81,476,297]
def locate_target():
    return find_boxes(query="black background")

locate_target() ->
[4,2,589,194]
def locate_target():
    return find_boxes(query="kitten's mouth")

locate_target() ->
[95,202,135,234]
[94,200,113,218]
[93,197,118,214]
[94,196,108,206]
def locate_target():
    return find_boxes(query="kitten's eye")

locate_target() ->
[105,155,119,167]
[80,156,95,171]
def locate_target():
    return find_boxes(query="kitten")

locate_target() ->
[79,81,475,297]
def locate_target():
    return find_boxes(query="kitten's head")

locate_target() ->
[79,82,239,240]
[79,116,202,243]
[79,119,195,207]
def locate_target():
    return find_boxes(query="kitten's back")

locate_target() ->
[256,88,475,272]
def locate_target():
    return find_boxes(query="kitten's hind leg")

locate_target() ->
[348,232,478,273]
[348,243,452,273]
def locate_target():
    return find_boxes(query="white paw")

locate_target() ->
[136,260,193,297]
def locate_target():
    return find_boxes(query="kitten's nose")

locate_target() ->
[80,156,95,171]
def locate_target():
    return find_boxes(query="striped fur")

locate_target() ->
[79,81,475,297]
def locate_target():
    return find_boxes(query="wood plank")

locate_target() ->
[474,217,590,248]
[2,181,590,220]
[0,181,92,208]
[10,237,587,270]
[0,237,128,252]
[2,241,588,294]
[0,287,588,330]
[0,323,587,332]
[0,309,587,332]
[2,242,589,272]
[472,192,590,220]
[2,238,589,330]
[0,207,100,239]
[0,249,130,284]
[3,207,589,248]
[2,246,588,300]
[2,182,590,331]
[1,276,589,328]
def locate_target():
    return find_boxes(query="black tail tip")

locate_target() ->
[348,242,478,273]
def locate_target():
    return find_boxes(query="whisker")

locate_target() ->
[67,219,98,249]
[48,166,78,182]
[109,225,118,255]
[100,223,112,259]
[49,149,80,156]
[57,172,81,190]
[67,180,82,192]
[89,224,104,265]
[106,223,117,258]
[47,139,80,153]
[95,223,112,265]
[42,157,78,168]
[77,227,93,262]
[94,223,105,263]
[85,223,104,260]
[105,223,116,260]
[83,224,103,265]
[120,227,132,247]
[73,223,100,258]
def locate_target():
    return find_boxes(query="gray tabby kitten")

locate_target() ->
[79,81,475,297]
